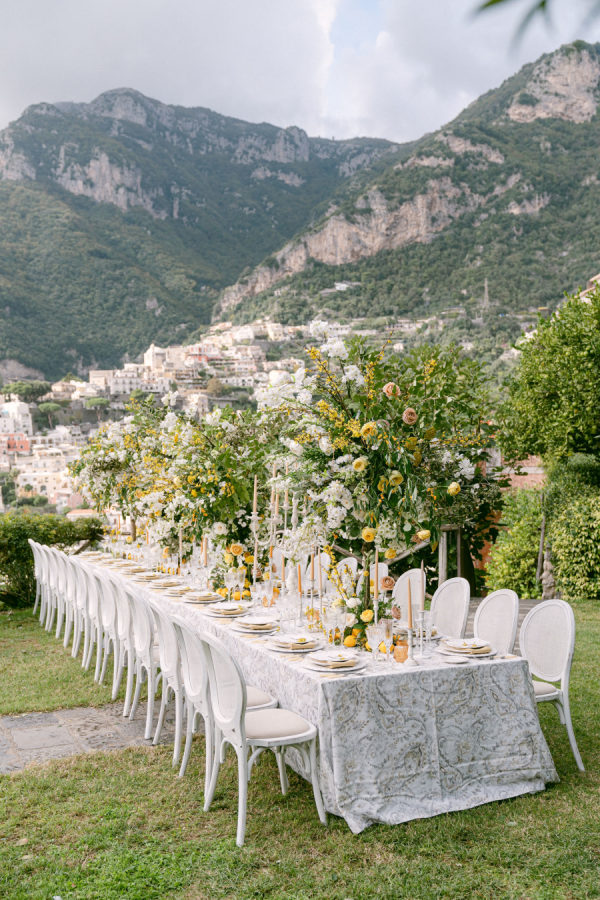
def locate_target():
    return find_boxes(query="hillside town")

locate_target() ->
[0,295,554,513]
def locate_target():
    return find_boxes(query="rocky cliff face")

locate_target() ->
[218,41,600,318]
[507,46,600,124]
[0,89,398,218]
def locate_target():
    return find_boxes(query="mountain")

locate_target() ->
[0,90,397,379]
[219,41,600,359]
[2,41,600,380]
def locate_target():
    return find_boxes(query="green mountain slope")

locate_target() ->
[224,41,600,360]
[0,90,397,378]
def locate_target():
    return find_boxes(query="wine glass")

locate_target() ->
[366,624,382,668]
[382,618,394,668]
[235,566,246,601]
[224,569,237,602]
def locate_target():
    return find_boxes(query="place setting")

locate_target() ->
[435,637,496,664]
[303,648,367,677]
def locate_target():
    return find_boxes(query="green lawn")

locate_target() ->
[1,607,599,900]
[0,609,122,714]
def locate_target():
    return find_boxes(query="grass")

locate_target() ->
[0,608,122,714]
[1,606,600,899]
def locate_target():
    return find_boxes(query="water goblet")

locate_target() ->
[224,569,237,602]
[382,618,394,668]
[366,623,383,669]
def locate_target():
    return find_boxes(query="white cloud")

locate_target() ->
[0,0,598,141]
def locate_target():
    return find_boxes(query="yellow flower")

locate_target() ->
[230,543,244,556]
[191,489,197,497]
[243,552,254,564]
[416,529,431,542]
[217,587,228,597]
[353,457,368,472]
[424,426,436,440]
[384,548,397,560]
[361,527,376,543]
[405,436,418,450]
[413,449,422,466]
[378,477,388,492]
[360,421,378,438]
[389,471,404,486]
[344,635,357,648]
[224,552,234,565]
[187,475,194,484]
[360,609,374,623]
[448,482,461,496]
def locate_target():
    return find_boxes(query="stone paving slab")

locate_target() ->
[0,702,176,774]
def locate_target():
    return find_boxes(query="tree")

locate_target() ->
[85,397,110,422]
[500,288,600,462]
[3,380,51,403]
[206,377,227,397]
[477,3,599,39]
[37,402,62,428]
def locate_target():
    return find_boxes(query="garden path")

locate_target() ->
[0,597,540,775]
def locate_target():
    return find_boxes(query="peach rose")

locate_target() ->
[381,575,395,590]
[402,407,418,425]
[383,382,401,398]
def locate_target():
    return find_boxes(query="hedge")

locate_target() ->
[485,488,543,599]
[0,512,104,608]
[550,493,600,603]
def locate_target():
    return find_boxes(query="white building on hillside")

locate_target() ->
[0,400,33,436]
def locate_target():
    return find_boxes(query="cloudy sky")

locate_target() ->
[1,0,599,142]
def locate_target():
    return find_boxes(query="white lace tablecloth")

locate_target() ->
[111,570,559,833]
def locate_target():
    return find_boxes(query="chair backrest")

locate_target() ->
[199,630,246,737]
[430,577,470,637]
[519,599,575,685]
[474,589,519,655]
[392,568,426,620]
[28,539,41,578]
[146,595,181,685]
[125,586,154,657]
[92,568,119,633]
[172,617,210,711]
[108,574,134,645]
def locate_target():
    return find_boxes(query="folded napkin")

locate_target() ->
[238,622,276,632]
[313,657,357,669]
[274,638,317,650]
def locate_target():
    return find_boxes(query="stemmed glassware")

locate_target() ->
[235,566,246,601]
[415,610,433,659]
[224,569,237,602]
[366,623,385,668]
[382,618,394,668]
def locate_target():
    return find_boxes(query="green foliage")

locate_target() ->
[544,453,600,522]
[485,489,543,598]
[0,512,104,608]
[550,493,600,602]
[500,289,600,461]
[2,380,50,402]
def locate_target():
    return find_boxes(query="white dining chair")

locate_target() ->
[392,568,426,620]
[430,577,470,638]
[28,539,43,617]
[200,630,326,846]
[125,587,162,740]
[146,596,186,766]
[519,599,584,772]
[473,589,519,655]
[173,618,277,781]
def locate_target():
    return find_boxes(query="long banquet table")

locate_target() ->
[102,564,559,834]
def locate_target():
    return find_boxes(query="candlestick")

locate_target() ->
[374,548,379,601]
[203,536,208,567]
[310,551,314,582]
[404,626,418,666]
[407,580,413,630]
[253,535,259,584]
[318,549,323,595]
[420,560,425,612]
[178,528,183,562]
[252,475,258,516]
[297,562,302,596]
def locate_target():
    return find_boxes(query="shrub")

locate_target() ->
[0,512,104,608]
[544,453,600,522]
[550,493,600,602]
[485,488,543,598]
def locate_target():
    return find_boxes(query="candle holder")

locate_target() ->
[403,627,419,667]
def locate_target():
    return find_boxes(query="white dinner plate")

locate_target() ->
[437,647,496,660]
[268,639,322,653]
[303,659,367,675]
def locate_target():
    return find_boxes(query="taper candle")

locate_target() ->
[407,580,413,630]
[420,560,425,612]
[297,562,302,595]
[374,548,379,600]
